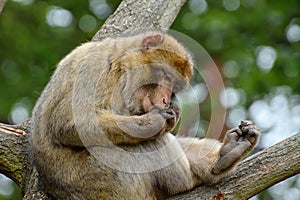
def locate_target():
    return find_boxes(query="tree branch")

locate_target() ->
[0,120,30,194]
[169,132,300,200]
[92,0,186,40]
[0,0,7,14]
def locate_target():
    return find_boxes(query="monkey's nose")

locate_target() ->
[162,97,170,108]
[153,85,172,110]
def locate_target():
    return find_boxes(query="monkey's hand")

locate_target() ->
[212,120,260,174]
[150,103,179,133]
[96,104,179,145]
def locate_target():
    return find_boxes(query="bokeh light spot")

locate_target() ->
[46,6,73,27]
[89,0,113,20]
[79,15,97,33]
[222,60,239,78]
[256,46,277,73]
[188,0,208,15]
[286,23,300,43]
[223,0,240,11]
[10,102,29,124]
[220,87,240,108]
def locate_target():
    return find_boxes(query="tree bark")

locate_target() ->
[0,0,7,14]
[0,0,299,199]
[92,0,187,41]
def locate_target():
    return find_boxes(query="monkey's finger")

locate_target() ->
[169,103,180,117]
[247,128,260,138]
[150,106,161,113]
[160,112,175,120]
[227,127,243,136]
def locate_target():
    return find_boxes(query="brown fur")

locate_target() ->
[31,31,260,200]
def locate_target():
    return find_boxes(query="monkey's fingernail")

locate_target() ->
[236,129,243,135]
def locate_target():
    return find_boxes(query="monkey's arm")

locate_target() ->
[93,108,175,145]
[177,121,260,185]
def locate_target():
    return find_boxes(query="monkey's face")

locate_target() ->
[127,66,184,117]
[131,83,174,114]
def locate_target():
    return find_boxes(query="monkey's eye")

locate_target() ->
[152,67,165,79]
[171,93,180,106]
[143,83,157,91]
[165,73,172,82]
[172,85,178,93]
[173,82,185,93]
[171,93,176,100]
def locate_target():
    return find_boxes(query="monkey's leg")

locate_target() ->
[177,121,260,185]
[177,137,223,185]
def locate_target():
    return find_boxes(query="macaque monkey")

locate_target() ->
[31,31,260,200]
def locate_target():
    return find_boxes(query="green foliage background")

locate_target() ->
[0,0,299,199]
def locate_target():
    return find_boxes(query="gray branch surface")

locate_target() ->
[1,0,299,199]
[92,0,186,41]
[0,0,7,14]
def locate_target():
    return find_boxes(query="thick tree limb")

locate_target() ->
[0,120,30,193]
[92,0,186,40]
[0,0,299,199]
[0,0,7,14]
[0,120,52,199]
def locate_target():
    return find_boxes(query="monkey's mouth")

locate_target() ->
[143,93,171,112]
[132,103,156,116]
[127,101,147,116]
[128,85,172,116]
[142,94,155,113]
[129,107,147,116]
[128,101,158,116]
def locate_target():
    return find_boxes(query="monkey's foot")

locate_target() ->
[212,120,260,174]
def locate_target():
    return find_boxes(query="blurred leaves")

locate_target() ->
[0,0,121,123]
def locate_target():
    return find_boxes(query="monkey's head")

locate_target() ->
[110,32,193,118]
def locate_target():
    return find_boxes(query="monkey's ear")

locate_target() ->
[142,34,164,51]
